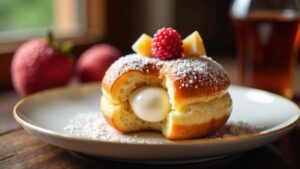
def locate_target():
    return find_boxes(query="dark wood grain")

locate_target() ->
[0,90,20,134]
[0,129,86,169]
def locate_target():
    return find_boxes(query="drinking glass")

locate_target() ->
[230,0,300,98]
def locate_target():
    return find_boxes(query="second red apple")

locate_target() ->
[76,44,121,82]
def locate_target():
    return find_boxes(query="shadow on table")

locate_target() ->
[70,144,293,169]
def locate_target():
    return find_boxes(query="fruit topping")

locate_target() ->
[132,34,153,57]
[151,27,183,60]
[183,31,206,57]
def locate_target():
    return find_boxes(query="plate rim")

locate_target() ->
[13,83,300,146]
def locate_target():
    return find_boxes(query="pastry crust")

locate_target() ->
[165,115,230,139]
[100,54,232,139]
[102,54,230,100]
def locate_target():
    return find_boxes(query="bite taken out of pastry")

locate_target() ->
[100,28,232,140]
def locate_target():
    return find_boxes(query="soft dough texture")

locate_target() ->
[101,54,232,139]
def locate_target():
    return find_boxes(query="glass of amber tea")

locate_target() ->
[230,0,300,98]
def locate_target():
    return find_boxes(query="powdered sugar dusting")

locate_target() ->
[103,54,229,92]
[64,111,164,144]
[207,122,258,138]
[103,54,162,87]
[64,112,258,143]
[164,57,228,90]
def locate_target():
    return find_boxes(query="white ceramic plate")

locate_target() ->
[13,83,300,163]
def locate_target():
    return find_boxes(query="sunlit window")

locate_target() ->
[0,0,105,55]
[0,0,54,32]
[0,0,104,43]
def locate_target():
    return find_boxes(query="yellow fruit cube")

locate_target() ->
[183,31,206,57]
[132,34,153,57]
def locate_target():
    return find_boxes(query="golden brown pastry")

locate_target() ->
[100,53,232,139]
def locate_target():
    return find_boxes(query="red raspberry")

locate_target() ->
[151,27,183,60]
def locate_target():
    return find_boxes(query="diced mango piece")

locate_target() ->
[132,34,153,57]
[182,31,206,57]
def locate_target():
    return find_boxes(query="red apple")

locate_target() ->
[76,44,121,82]
[11,33,73,97]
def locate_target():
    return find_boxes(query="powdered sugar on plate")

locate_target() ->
[64,111,165,144]
[64,111,258,144]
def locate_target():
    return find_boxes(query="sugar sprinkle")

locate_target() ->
[64,112,164,144]
[64,112,258,143]
[103,54,229,91]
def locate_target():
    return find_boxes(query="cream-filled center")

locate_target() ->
[129,87,171,122]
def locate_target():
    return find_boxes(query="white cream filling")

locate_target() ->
[129,87,171,122]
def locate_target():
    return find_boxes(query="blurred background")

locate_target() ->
[0,0,299,90]
[0,0,238,90]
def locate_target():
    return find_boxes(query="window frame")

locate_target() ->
[0,0,106,54]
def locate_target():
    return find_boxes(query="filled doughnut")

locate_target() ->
[100,28,232,139]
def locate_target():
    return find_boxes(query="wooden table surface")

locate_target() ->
[1,59,300,169]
